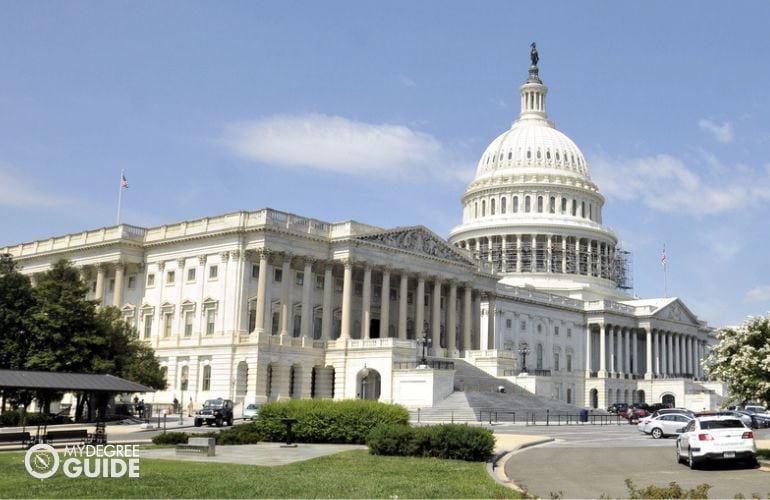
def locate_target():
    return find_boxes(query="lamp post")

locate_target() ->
[19,403,26,434]
[178,378,188,426]
[518,343,531,373]
[417,331,432,365]
[360,365,370,400]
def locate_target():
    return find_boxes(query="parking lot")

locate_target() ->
[501,424,770,499]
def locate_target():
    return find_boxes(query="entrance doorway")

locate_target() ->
[370,319,380,338]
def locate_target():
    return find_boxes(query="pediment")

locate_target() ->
[356,226,473,265]
[653,299,700,325]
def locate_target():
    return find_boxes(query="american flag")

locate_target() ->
[120,173,129,189]
[661,246,667,268]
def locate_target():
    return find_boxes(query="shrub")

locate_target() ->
[367,424,419,456]
[216,423,261,445]
[0,411,20,427]
[152,432,190,445]
[624,479,711,499]
[254,400,409,444]
[368,424,495,462]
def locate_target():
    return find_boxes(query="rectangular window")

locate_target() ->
[184,310,194,337]
[554,326,560,336]
[567,328,572,338]
[109,279,115,292]
[202,365,211,391]
[248,307,256,333]
[567,354,573,372]
[143,314,153,339]
[209,265,218,280]
[274,269,283,282]
[335,279,343,293]
[554,353,560,371]
[315,275,324,289]
[166,271,175,285]
[389,288,397,301]
[354,282,363,296]
[407,292,413,304]
[252,265,259,279]
[506,319,512,329]
[295,272,304,286]
[373,285,381,299]
[206,309,216,335]
[187,268,196,282]
[127,276,136,289]
[163,312,173,338]
[146,274,155,287]
[520,321,527,331]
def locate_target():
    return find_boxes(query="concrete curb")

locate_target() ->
[487,437,555,492]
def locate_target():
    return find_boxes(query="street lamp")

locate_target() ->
[360,365,370,400]
[178,378,188,425]
[518,343,531,373]
[417,331,432,365]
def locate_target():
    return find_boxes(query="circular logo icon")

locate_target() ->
[25,443,60,480]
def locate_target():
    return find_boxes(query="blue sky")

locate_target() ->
[1,1,769,327]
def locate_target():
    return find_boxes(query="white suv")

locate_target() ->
[676,416,757,469]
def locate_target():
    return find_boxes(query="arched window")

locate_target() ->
[508,151,512,160]
[572,199,577,216]
[481,200,486,217]
[537,196,543,213]
[561,198,567,214]
[549,196,556,214]
[490,198,495,215]
[501,197,507,214]
[201,364,211,391]
[581,201,586,218]
[536,150,541,159]
[527,150,531,159]
[513,196,519,213]
[525,196,531,212]
[546,150,551,160]
[474,202,478,218]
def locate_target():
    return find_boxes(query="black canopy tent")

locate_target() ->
[0,369,155,421]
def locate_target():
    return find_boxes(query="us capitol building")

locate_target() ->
[3,48,726,414]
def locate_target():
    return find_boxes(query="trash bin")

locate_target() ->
[579,408,589,423]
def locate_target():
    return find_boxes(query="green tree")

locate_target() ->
[704,314,770,406]
[0,254,35,370]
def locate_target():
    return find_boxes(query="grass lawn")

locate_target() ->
[0,449,520,499]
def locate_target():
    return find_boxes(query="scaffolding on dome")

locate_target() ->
[611,248,634,292]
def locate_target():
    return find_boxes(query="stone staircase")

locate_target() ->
[408,358,590,423]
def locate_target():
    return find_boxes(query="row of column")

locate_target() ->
[458,234,615,279]
[252,251,487,353]
[586,324,707,380]
[644,328,707,379]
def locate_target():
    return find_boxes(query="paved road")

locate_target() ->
[503,425,770,499]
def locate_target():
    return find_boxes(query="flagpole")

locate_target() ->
[116,170,125,225]
[662,245,668,298]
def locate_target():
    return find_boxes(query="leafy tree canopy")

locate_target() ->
[704,314,770,406]
[0,254,35,370]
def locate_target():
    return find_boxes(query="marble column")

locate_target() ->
[95,264,106,307]
[398,272,408,340]
[321,264,333,340]
[279,256,292,336]
[416,275,425,338]
[486,294,495,350]
[431,278,441,349]
[462,286,472,352]
[447,281,457,354]
[585,324,593,376]
[645,328,653,379]
[254,251,269,335]
[361,264,372,339]
[379,268,391,338]
[300,259,314,338]
[598,324,607,377]
[340,260,353,340]
[608,326,615,375]
[113,262,125,307]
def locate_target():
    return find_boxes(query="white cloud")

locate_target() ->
[0,163,69,208]
[219,113,473,183]
[744,285,770,303]
[698,119,734,143]
[590,153,770,216]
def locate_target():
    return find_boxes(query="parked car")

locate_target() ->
[637,413,693,439]
[607,403,629,414]
[651,408,695,419]
[743,405,768,415]
[243,403,260,420]
[676,416,757,469]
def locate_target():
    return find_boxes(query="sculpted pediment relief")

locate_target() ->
[655,300,698,325]
[356,227,472,265]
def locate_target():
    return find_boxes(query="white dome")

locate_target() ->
[474,118,589,180]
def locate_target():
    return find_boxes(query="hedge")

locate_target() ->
[0,411,73,427]
[367,424,495,462]
[151,424,262,446]
[253,399,409,444]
